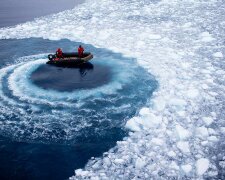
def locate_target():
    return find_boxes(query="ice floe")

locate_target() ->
[196,158,210,176]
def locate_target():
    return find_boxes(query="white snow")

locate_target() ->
[135,158,146,169]
[181,164,192,174]
[196,158,210,176]
[213,52,223,58]
[114,159,124,164]
[200,32,215,42]
[177,141,190,153]
[151,138,164,146]
[75,169,89,177]
[219,161,225,168]
[196,127,209,139]
[208,136,218,142]
[186,89,199,99]
[125,108,162,131]
[202,117,214,126]
[168,151,176,157]
[176,125,191,140]
[170,161,179,170]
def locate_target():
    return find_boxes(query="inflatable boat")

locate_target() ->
[47,52,93,66]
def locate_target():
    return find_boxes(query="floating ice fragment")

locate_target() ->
[220,127,225,133]
[200,32,215,42]
[186,89,199,99]
[177,141,190,153]
[201,32,211,37]
[208,136,218,142]
[182,22,192,28]
[126,108,162,131]
[103,157,111,166]
[151,138,164,146]
[135,158,146,169]
[176,124,191,140]
[196,158,209,175]
[202,117,213,126]
[139,107,151,116]
[139,113,162,129]
[168,98,187,111]
[152,98,166,111]
[169,98,186,107]
[219,161,225,168]
[181,164,192,174]
[170,161,179,170]
[75,169,89,176]
[213,52,223,58]
[168,151,176,157]
[202,84,209,89]
[125,117,142,131]
[201,141,208,146]
[196,127,209,139]
[208,128,216,135]
[114,159,124,164]
[148,34,161,40]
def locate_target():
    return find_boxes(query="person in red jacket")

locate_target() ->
[56,48,63,58]
[78,45,84,58]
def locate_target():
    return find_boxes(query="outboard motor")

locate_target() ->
[48,54,56,61]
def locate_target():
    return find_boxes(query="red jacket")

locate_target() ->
[78,47,84,54]
[56,48,63,57]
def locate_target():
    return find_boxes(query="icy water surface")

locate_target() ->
[0,38,157,179]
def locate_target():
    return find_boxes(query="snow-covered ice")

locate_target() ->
[213,52,223,58]
[176,124,190,140]
[181,164,192,174]
[0,0,224,179]
[196,158,210,176]
[177,141,190,154]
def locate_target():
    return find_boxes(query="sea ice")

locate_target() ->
[219,161,225,168]
[196,158,210,176]
[181,164,192,174]
[168,151,176,157]
[177,141,190,153]
[200,32,215,42]
[135,158,146,169]
[114,159,124,164]
[125,108,162,131]
[202,117,213,126]
[196,127,209,139]
[176,124,191,140]
[170,161,179,170]
[151,138,164,146]
[75,169,89,177]
[186,89,199,99]
[213,52,223,58]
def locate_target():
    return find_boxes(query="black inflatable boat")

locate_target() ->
[47,52,93,65]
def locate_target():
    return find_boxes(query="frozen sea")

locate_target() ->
[0,0,225,179]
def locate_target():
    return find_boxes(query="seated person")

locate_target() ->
[56,48,63,58]
[78,45,84,58]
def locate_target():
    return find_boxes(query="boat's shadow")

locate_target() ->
[48,62,94,77]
